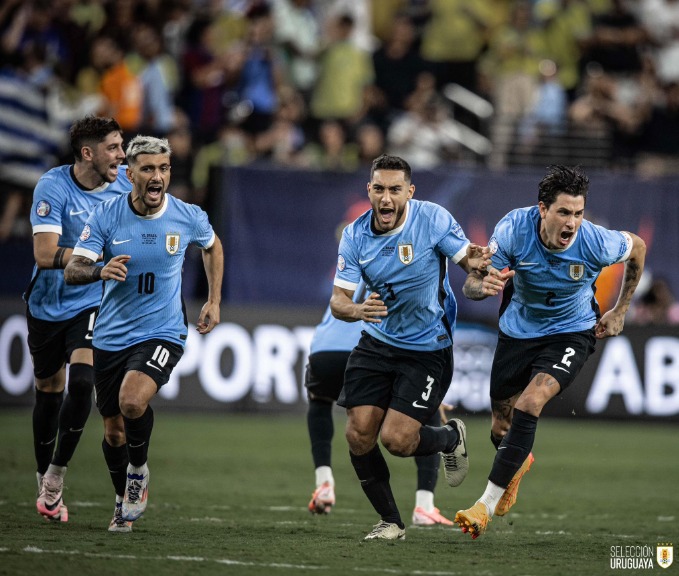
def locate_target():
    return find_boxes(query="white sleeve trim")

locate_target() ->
[201,232,216,250]
[33,224,62,235]
[450,242,470,264]
[72,247,99,262]
[334,277,359,291]
[618,232,633,263]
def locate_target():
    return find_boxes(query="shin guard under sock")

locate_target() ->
[488,408,538,488]
[33,389,64,474]
[307,399,334,468]
[350,446,403,527]
[102,439,129,497]
[123,406,154,467]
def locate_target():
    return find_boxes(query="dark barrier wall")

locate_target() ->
[218,166,677,320]
[1,300,677,421]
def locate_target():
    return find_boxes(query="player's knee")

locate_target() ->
[67,363,94,398]
[491,419,509,441]
[104,428,126,447]
[345,426,373,454]
[381,430,416,457]
[119,395,146,419]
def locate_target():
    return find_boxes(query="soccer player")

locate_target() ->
[454,165,646,539]
[27,116,130,522]
[330,154,490,540]
[306,280,453,527]
[64,135,223,532]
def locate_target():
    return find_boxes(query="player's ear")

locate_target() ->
[408,184,415,199]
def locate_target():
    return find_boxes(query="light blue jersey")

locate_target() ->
[25,165,131,322]
[72,194,215,351]
[489,206,632,338]
[334,199,469,352]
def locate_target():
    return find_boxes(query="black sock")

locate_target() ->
[488,408,538,488]
[33,389,64,474]
[414,411,441,490]
[350,446,403,527]
[490,432,502,450]
[412,424,458,456]
[102,439,128,497]
[307,399,334,468]
[53,364,93,467]
[123,406,154,467]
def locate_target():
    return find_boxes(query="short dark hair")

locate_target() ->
[70,116,122,161]
[370,154,412,182]
[538,165,589,208]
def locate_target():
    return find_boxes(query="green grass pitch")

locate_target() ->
[0,409,676,576]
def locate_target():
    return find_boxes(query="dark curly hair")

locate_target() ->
[538,165,589,208]
[70,116,122,161]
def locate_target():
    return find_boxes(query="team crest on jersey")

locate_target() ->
[79,224,91,242]
[166,233,180,255]
[569,263,585,280]
[36,200,51,217]
[398,243,414,265]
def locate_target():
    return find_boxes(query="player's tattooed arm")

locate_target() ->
[65,254,131,284]
[64,255,101,284]
[463,267,514,301]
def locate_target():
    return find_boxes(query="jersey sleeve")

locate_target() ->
[191,206,216,249]
[72,205,106,262]
[431,204,470,263]
[488,213,516,270]
[31,175,64,235]
[333,225,361,291]
[587,222,633,267]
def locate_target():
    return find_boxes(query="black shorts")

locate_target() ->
[26,307,98,378]
[94,339,184,417]
[304,351,351,401]
[338,332,453,425]
[490,329,596,401]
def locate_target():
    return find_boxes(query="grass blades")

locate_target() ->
[0,409,676,576]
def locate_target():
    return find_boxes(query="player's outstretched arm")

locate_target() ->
[64,254,130,285]
[463,266,515,301]
[330,285,387,324]
[196,235,223,334]
[595,232,646,339]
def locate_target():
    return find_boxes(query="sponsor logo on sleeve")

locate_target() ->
[36,201,51,217]
[79,224,91,242]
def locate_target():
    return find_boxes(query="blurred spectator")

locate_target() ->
[418,0,496,94]
[177,16,231,144]
[317,0,377,52]
[515,59,568,163]
[629,276,679,325]
[310,13,375,124]
[252,84,306,164]
[482,0,543,168]
[636,81,679,177]
[534,0,593,101]
[301,119,359,171]
[271,0,320,99]
[192,120,252,204]
[386,93,461,168]
[569,65,647,168]
[581,0,647,77]
[639,0,679,84]
[355,122,386,164]
[227,2,285,137]
[76,34,143,133]
[372,12,428,114]
[129,23,179,136]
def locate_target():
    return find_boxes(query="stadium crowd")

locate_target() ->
[2,0,679,240]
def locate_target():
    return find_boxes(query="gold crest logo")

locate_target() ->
[398,243,414,265]
[569,263,585,280]
[166,233,180,255]
[658,544,673,569]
